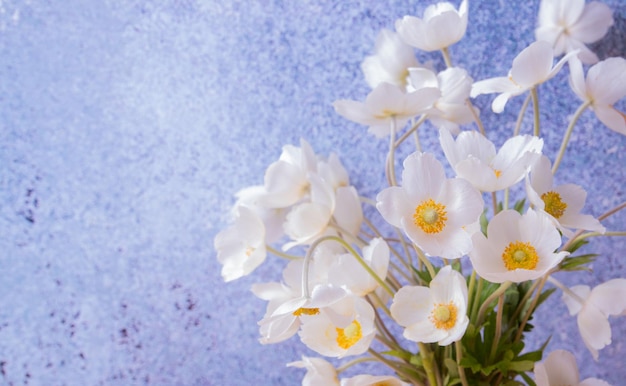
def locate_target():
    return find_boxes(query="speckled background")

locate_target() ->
[1,0,624,385]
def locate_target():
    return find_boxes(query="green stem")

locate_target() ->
[419,343,441,386]
[552,101,591,174]
[467,98,486,136]
[415,245,436,279]
[441,47,453,68]
[395,114,427,148]
[515,276,547,342]
[470,277,484,324]
[455,340,469,386]
[530,87,540,137]
[489,293,505,363]
[477,281,512,326]
[336,357,378,374]
[513,93,532,136]
[368,349,425,385]
[266,245,299,260]
[387,116,398,186]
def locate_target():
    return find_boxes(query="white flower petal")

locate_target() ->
[511,41,555,86]
[569,2,614,43]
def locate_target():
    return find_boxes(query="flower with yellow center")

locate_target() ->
[470,209,569,283]
[299,295,375,358]
[377,152,483,259]
[526,155,605,238]
[390,266,469,346]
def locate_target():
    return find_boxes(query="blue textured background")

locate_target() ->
[1,0,624,385]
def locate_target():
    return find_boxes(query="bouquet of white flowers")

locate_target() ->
[215,0,625,384]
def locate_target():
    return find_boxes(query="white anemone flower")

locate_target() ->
[299,295,376,358]
[341,374,410,386]
[440,128,543,192]
[288,356,340,386]
[214,205,266,282]
[526,155,605,237]
[259,139,318,208]
[361,29,420,89]
[470,209,568,283]
[471,41,577,113]
[333,82,440,138]
[390,266,469,346]
[395,0,468,52]
[562,278,626,360]
[534,349,610,386]
[329,237,390,296]
[535,0,614,64]
[408,67,476,134]
[376,151,483,259]
[569,55,626,135]
[283,175,363,251]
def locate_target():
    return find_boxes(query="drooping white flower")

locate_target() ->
[569,55,626,135]
[329,237,390,296]
[408,67,476,134]
[440,128,543,192]
[395,0,468,52]
[562,278,626,360]
[341,374,410,386]
[471,41,577,113]
[361,29,420,89]
[288,356,340,386]
[214,205,267,282]
[299,294,376,358]
[256,139,318,208]
[333,82,440,138]
[526,155,605,237]
[535,0,614,64]
[376,151,483,259]
[469,209,569,283]
[390,266,469,346]
[283,174,363,251]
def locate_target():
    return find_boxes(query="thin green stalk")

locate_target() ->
[508,278,541,326]
[489,293,505,363]
[368,349,424,385]
[515,275,548,342]
[477,281,512,326]
[395,114,427,148]
[470,277,484,324]
[456,340,469,386]
[552,101,591,174]
[415,245,436,279]
[561,200,626,251]
[530,87,540,137]
[467,98,486,136]
[513,93,532,136]
[419,343,441,386]
[387,116,398,186]
[266,245,299,260]
[546,275,587,304]
[441,47,453,68]
[336,357,378,374]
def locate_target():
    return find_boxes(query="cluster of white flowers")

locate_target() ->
[215,0,626,384]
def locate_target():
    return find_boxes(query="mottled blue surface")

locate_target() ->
[1,0,624,385]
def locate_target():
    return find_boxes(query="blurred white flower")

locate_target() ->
[535,0,614,64]
[471,41,577,113]
[526,155,605,237]
[214,205,266,282]
[534,349,611,386]
[562,278,626,360]
[408,67,476,134]
[333,82,440,138]
[288,356,340,386]
[299,295,376,358]
[440,129,543,192]
[341,374,410,386]
[376,151,483,259]
[470,209,568,283]
[361,29,420,89]
[329,238,390,296]
[390,266,469,346]
[569,55,626,135]
[395,0,468,52]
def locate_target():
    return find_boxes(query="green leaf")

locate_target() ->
[381,350,411,361]
[507,360,535,372]
[558,253,597,272]
[444,358,459,378]
[513,198,526,213]
[519,371,538,386]
[480,209,489,236]
[564,237,589,253]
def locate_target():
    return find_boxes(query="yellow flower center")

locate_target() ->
[413,199,447,234]
[292,307,320,317]
[541,191,567,219]
[336,320,362,349]
[502,241,539,270]
[430,302,458,330]
[492,168,502,178]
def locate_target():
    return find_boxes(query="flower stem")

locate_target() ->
[552,101,591,174]
[515,275,547,342]
[419,343,441,386]
[395,114,427,148]
[530,87,540,137]
[266,245,299,260]
[441,47,453,68]
[387,116,398,186]
[455,340,469,386]
[513,93,532,136]
[477,281,512,326]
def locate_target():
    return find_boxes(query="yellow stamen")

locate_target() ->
[336,320,362,349]
[292,307,320,317]
[493,168,502,178]
[541,191,567,219]
[430,302,458,330]
[502,241,539,270]
[413,198,448,234]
